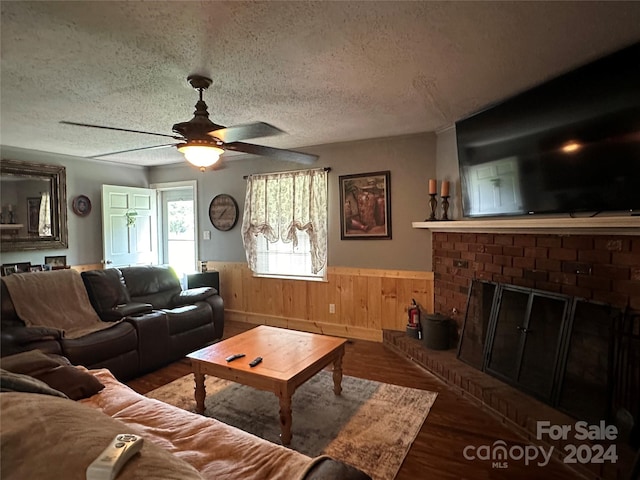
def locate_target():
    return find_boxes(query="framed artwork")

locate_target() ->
[44,255,66,267]
[14,262,31,273]
[1,265,17,276]
[72,194,92,217]
[339,170,391,240]
[27,197,41,233]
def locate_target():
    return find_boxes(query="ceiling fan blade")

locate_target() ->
[225,142,318,165]
[88,143,181,159]
[209,122,284,144]
[60,121,183,140]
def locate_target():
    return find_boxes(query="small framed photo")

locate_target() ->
[29,265,43,272]
[14,262,31,273]
[71,194,92,217]
[44,255,66,267]
[2,265,17,276]
[339,171,392,240]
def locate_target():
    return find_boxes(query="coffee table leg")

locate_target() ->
[333,346,344,395]
[194,373,206,414]
[278,394,293,445]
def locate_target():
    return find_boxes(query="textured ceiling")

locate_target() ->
[1,1,640,167]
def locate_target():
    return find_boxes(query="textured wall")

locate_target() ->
[0,146,147,266]
[150,132,437,272]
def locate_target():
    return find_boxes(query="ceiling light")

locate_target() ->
[177,140,224,171]
[561,141,581,153]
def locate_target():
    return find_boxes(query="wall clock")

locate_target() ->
[209,194,239,231]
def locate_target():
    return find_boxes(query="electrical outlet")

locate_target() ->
[203,230,211,240]
[329,304,335,314]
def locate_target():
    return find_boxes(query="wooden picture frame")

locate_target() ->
[44,255,66,267]
[2,265,17,276]
[27,197,41,234]
[339,171,391,240]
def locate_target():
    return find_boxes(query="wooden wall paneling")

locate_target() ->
[338,273,354,327]
[380,276,399,331]
[291,279,308,319]
[366,275,382,330]
[207,262,434,342]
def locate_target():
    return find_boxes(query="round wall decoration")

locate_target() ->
[209,194,239,231]
[71,195,92,217]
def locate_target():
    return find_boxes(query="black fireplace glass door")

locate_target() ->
[556,300,620,423]
[486,287,529,381]
[458,280,497,369]
[518,294,569,402]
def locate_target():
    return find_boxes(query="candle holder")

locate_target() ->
[441,196,450,221]
[426,193,438,221]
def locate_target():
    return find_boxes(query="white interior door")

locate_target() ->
[102,184,158,268]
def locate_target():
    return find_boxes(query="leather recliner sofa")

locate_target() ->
[0,265,224,380]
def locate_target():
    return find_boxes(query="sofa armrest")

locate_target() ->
[303,458,372,480]
[99,302,154,322]
[1,326,62,346]
[172,287,217,307]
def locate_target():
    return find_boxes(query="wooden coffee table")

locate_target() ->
[187,325,347,445]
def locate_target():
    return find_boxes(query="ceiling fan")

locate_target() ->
[60,75,318,171]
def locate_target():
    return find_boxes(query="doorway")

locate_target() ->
[153,181,198,279]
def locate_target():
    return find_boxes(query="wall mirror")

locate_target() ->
[0,159,68,252]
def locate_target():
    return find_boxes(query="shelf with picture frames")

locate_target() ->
[412,216,640,235]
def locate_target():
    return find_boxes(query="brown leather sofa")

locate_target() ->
[0,265,224,380]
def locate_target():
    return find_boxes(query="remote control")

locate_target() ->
[225,353,246,362]
[249,356,263,367]
[86,434,143,480]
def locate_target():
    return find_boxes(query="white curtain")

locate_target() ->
[38,191,51,236]
[242,168,327,274]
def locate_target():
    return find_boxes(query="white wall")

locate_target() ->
[150,132,437,271]
[2,132,441,272]
[0,146,147,266]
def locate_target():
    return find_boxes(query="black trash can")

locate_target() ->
[422,314,452,350]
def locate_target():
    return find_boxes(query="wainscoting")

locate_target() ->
[207,262,434,342]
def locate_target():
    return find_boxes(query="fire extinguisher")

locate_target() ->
[408,299,421,332]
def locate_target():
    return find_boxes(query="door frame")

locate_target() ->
[150,180,199,270]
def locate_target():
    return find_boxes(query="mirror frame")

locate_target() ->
[1,159,68,252]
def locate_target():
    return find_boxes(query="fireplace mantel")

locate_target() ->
[412,216,640,235]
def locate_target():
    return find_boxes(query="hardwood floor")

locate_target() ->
[126,321,581,479]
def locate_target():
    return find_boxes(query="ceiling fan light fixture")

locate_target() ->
[178,141,224,171]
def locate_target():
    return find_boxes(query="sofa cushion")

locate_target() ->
[61,321,137,367]
[120,265,182,299]
[1,392,204,480]
[0,369,68,398]
[165,304,213,335]
[81,268,131,314]
[0,350,104,400]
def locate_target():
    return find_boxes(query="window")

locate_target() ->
[242,168,327,280]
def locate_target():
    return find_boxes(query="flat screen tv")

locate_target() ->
[456,42,640,218]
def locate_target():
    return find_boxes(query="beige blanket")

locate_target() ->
[81,369,322,480]
[1,392,204,480]
[2,269,119,339]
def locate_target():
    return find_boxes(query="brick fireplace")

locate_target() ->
[385,229,639,479]
[432,232,640,329]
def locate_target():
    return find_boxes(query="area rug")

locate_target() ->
[146,370,437,480]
